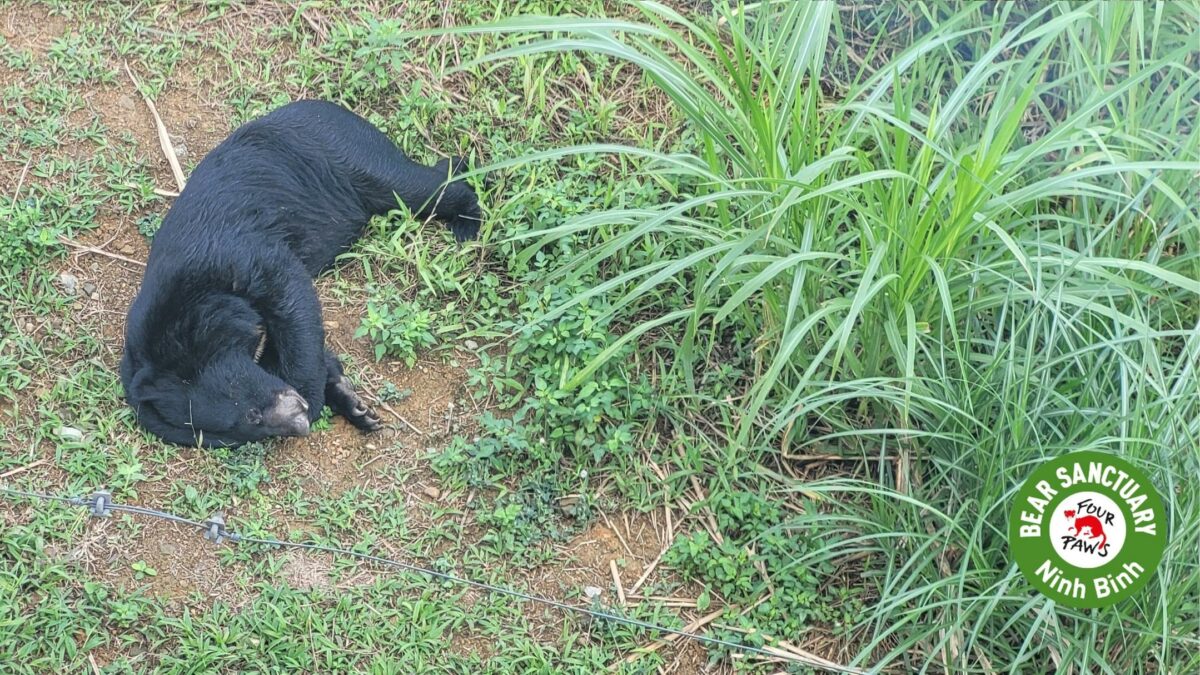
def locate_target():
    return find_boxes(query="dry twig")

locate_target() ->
[610,608,724,670]
[124,62,187,192]
[0,459,48,479]
[58,236,145,267]
[363,392,424,436]
[610,559,627,606]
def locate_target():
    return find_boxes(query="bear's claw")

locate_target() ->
[329,375,383,432]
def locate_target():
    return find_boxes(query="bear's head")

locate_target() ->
[121,294,311,447]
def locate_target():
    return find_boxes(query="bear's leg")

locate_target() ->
[323,351,383,432]
[271,101,482,241]
[352,146,481,242]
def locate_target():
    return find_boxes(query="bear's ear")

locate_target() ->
[127,366,182,407]
[126,365,156,402]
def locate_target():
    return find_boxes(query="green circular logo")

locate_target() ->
[1009,451,1166,608]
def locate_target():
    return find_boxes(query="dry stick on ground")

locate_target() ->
[766,642,862,674]
[736,590,774,619]
[0,459,48,479]
[610,560,627,606]
[610,608,725,671]
[58,236,146,268]
[895,439,911,496]
[11,153,33,199]
[629,548,667,596]
[688,474,725,546]
[291,3,329,41]
[356,453,389,474]
[123,182,179,198]
[627,594,699,608]
[123,62,187,193]
[598,510,635,558]
[719,625,866,675]
[749,545,775,596]
[360,391,425,435]
[629,497,679,596]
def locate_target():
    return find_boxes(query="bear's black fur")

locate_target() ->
[121,100,481,447]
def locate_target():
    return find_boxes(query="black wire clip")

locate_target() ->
[202,512,238,544]
[86,490,112,518]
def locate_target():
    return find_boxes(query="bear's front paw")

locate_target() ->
[347,404,383,433]
[328,375,383,432]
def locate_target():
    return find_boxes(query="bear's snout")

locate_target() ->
[262,389,311,437]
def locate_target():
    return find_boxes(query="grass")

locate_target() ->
[432,0,1199,670]
[1,0,1197,672]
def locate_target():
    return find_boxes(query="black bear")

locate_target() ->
[121,100,481,447]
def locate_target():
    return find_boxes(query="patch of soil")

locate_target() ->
[507,513,720,669]
[0,4,68,57]
[88,66,230,181]
[277,550,378,591]
[92,344,474,598]
[57,249,143,356]
[526,512,677,603]
[60,516,244,605]
[278,550,333,590]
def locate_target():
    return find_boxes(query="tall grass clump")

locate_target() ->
[430,0,1198,671]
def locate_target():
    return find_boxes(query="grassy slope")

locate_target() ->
[438,1,1199,671]
[1,1,1197,673]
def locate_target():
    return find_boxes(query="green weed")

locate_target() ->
[356,296,438,364]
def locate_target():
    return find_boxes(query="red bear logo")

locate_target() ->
[1064,509,1107,549]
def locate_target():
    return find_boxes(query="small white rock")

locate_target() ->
[55,426,84,442]
[59,272,78,294]
[464,339,479,350]
[583,586,603,599]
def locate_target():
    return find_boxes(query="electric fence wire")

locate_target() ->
[0,485,864,673]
